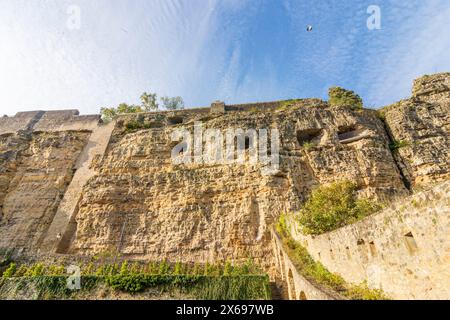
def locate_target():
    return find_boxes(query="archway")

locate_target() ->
[287,269,296,300]
[298,291,307,300]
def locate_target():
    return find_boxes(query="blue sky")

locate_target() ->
[0,0,449,115]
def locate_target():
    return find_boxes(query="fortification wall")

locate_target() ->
[285,181,450,300]
[0,111,44,135]
[271,229,344,300]
[33,110,100,132]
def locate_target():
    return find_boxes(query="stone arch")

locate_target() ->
[287,268,296,300]
[298,291,307,300]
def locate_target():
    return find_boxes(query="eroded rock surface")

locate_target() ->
[0,73,447,281]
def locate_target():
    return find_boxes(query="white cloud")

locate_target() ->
[363,1,450,106]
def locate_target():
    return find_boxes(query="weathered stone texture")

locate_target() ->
[285,181,450,299]
[0,73,448,300]
[383,73,450,188]
[0,131,90,249]
[67,99,407,272]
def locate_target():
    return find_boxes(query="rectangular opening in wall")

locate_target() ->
[404,232,419,255]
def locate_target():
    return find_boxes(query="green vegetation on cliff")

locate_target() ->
[101,92,184,122]
[328,87,363,109]
[297,180,382,235]
[276,216,389,300]
[0,260,270,300]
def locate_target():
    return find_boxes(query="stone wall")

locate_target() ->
[0,111,45,135]
[271,229,344,300]
[0,110,101,135]
[284,181,450,300]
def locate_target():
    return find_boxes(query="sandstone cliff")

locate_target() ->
[0,73,448,285]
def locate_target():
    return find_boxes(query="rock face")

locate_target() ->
[65,99,410,270]
[0,73,448,281]
[0,131,90,249]
[382,73,450,188]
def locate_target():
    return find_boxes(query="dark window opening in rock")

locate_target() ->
[404,232,418,255]
[357,239,365,245]
[168,116,183,125]
[245,137,250,149]
[329,249,334,260]
[369,241,377,257]
[148,121,163,128]
[296,128,322,146]
[337,125,367,144]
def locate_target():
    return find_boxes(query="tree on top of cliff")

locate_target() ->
[328,87,363,109]
[100,92,184,122]
[161,96,185,110]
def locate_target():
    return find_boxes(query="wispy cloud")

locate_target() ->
[0,0,448,115]
[361,0,450,106]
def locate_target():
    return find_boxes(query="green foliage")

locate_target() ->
[161,96,184,110]
[281,233,346,291]
[101,103,145,123]
[14,265,29,277]
[194,276,271,300]
[297,180,382,235]
[223,261,232,276]
[24,263,45,277]
[158,260,171,275]
[278,99,301,110]
[276,213,288,236]
[277,228,388,300]
[302,141,315,150]
[2,262,17,279]
[146,261,159,274]
[120,260,129,275]
[0,260,270,299]
[130,262,141,275]
[376,110,386,121]
[389,140,410,151]
[346,281,389,300]
[173,262,183,275]
[140,92,159,111]
[328,87,363,109]
[47,265,65,275]
[191,263,201,275]
[100,92,184,122]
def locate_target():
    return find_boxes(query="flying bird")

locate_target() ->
[306,25,313,32]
